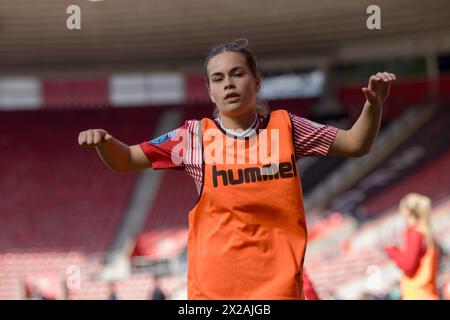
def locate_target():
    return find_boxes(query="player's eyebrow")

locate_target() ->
[210,66,245,78]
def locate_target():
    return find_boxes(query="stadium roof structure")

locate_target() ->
[1,0,450,74]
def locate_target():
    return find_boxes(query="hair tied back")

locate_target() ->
[233,38,249,49]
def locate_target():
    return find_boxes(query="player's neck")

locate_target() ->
[219,111,256,131]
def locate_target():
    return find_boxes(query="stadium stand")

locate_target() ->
[332,104,450,218]
[0,107,166,253]
[0,106,167,299]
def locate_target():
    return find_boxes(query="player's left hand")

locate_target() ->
[362,72,396,106]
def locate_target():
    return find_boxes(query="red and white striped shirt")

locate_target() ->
[140,111,338,193]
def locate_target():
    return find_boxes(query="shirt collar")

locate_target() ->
[217,112,259,138]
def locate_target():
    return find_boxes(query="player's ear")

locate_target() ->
[255,76,261,93]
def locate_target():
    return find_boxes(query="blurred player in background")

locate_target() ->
[107,281,118,300]
[385,193,440,300]
[149,273,166,300]
[78,40,395,299]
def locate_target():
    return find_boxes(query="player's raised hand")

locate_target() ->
[78,129,112,147]
[362,72,396,106]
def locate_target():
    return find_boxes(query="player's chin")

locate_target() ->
[219,101,246,115]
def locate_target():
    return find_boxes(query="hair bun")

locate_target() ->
[233,38,249,49]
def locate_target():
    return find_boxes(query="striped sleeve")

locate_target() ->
[139,119,204,193]
[289,113,339,158]
[139,124,186,170]
[184,120,203,193]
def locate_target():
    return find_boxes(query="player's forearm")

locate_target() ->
[347,100,382,156]
[95,137,131,173]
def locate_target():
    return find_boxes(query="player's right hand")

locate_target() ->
[78,129,112,147]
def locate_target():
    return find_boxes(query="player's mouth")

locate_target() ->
[224,92,240,102]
